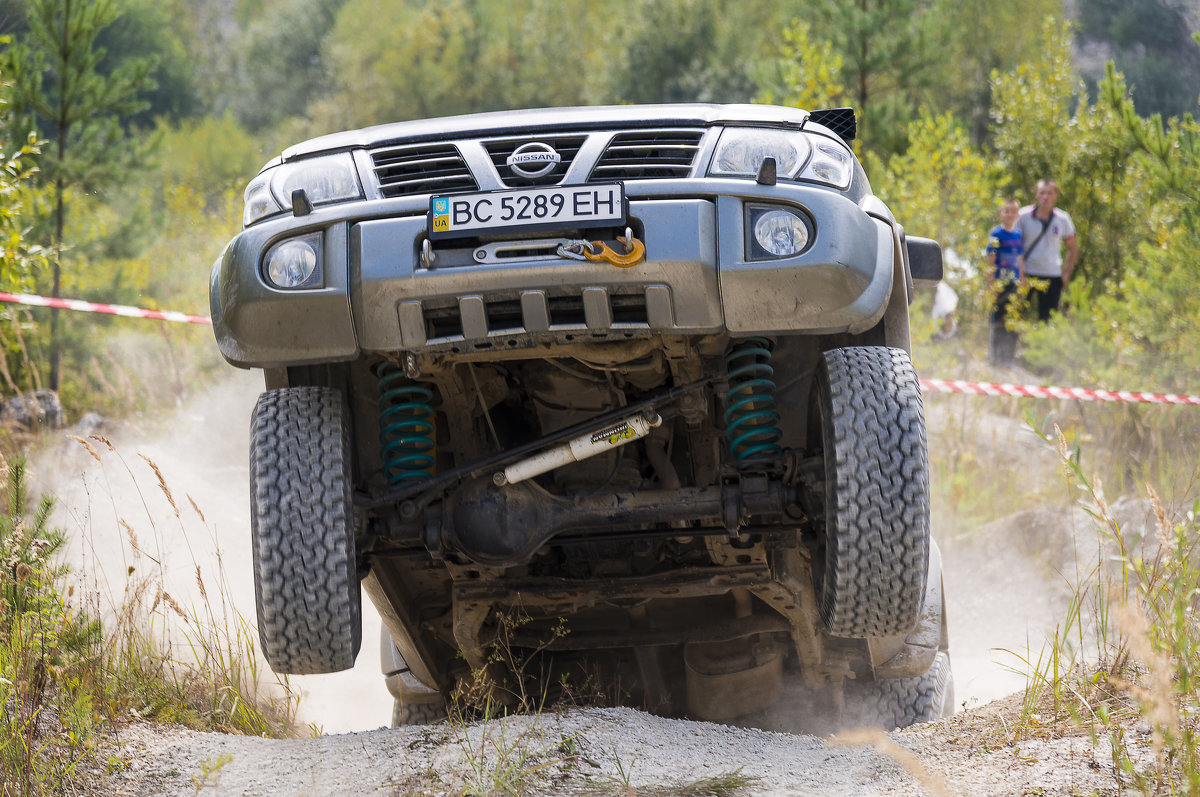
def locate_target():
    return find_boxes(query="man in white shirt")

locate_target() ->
[1017,179,1079,321]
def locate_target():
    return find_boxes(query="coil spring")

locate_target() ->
[722,338,782,465]
[377,362,436,484]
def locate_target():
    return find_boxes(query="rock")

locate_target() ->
[2,389,65,430]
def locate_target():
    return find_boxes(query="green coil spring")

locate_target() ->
[377,362,436,484]
[722,338,782,465]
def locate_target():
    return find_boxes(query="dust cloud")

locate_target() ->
[32,372,1084,734]
[34,370,390,734]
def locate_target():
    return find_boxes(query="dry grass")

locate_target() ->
[1007,422,1200,794]
[1,441,301,797]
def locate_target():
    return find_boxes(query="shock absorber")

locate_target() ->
[376,361,436,484]
[722,338,782,467]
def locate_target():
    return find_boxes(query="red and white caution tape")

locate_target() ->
[921,378,1200,406]
[0,290,1195,405]
[0,291,211,326]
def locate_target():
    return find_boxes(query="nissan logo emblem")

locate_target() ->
[507,142,561,179]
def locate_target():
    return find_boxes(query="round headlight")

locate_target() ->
[753,210,809,258]
[265,234,322,289]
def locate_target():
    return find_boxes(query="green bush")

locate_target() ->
[1,459,101,797]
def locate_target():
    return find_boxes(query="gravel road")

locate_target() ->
[100,698,1126,796]
[42,371,1159,796]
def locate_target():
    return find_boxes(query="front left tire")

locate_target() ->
[250,387,361,674]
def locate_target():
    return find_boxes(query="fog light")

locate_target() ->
[265,233,322,289]
[751,208,809,258]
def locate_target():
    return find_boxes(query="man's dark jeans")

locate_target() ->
[1031,276,1063,322]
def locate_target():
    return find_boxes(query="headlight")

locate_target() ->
[264,233,323,289]
[708,127,855,189]
[710,129,810,178]
[242,153,363,226]
[798,141,853,189]
[746,205,811,260]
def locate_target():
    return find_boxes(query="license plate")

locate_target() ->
[428,183,626,240]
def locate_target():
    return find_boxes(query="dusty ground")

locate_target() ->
[39,371,1160,796]
[98,696,1131,796]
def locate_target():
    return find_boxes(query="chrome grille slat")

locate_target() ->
[588,130,703,181]
[371,143,477,198]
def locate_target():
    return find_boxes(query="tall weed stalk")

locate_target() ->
[69,435,300,738]
[1024,420,1200,794]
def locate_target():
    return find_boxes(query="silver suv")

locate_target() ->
[211,103,950,730]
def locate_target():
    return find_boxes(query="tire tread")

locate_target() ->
[819,346,930,638]
[250,387,361,674]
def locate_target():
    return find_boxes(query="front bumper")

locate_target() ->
[211,182,897,369]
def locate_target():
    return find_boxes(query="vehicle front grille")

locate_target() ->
[371,143,477,198]
[588,130,704,181]
[484,135,587,186]
[368,128,706,199]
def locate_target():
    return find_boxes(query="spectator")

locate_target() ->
[1017,179,1079,321]
[985,198,1024,364]
[931,281,958,341]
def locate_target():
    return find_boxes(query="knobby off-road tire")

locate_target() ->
[250,387,361,674]
[846,652,954,730]
[814,346,930,638]
[392,699,446,728]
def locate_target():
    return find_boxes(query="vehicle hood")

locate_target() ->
[280,103,813,162]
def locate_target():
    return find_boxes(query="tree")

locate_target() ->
[870,111,1003,328]
[608,0,731,104]
[990,18,1141,293]
[0,76,46,394]
[1077,0,1200,119]
[1092,61,1200,386]
[805,0,948,158]
[754,20,846,112]
[229,0,345,133]
[0,0,155,389]
[316,0,495,128]
[929,0,1061,145]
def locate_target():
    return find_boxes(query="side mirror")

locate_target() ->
[906,236,942,287]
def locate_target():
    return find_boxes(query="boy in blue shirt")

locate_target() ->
[986,198,1024,365]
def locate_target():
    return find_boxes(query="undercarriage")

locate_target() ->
[258,331,947,726]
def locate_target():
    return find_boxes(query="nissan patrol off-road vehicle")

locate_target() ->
[210,103,951,730]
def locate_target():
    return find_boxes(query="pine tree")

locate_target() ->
[0,0,155,390]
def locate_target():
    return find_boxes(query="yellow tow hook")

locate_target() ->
[584,235,646,268]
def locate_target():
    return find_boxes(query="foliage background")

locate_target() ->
[0,0,1194,486]
[0,3,1198,792]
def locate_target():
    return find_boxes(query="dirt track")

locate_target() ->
[43,371,1154,795]
[102,697,1127,796]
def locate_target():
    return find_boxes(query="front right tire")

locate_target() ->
[812,346,931,638]
[250,387,361,674]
